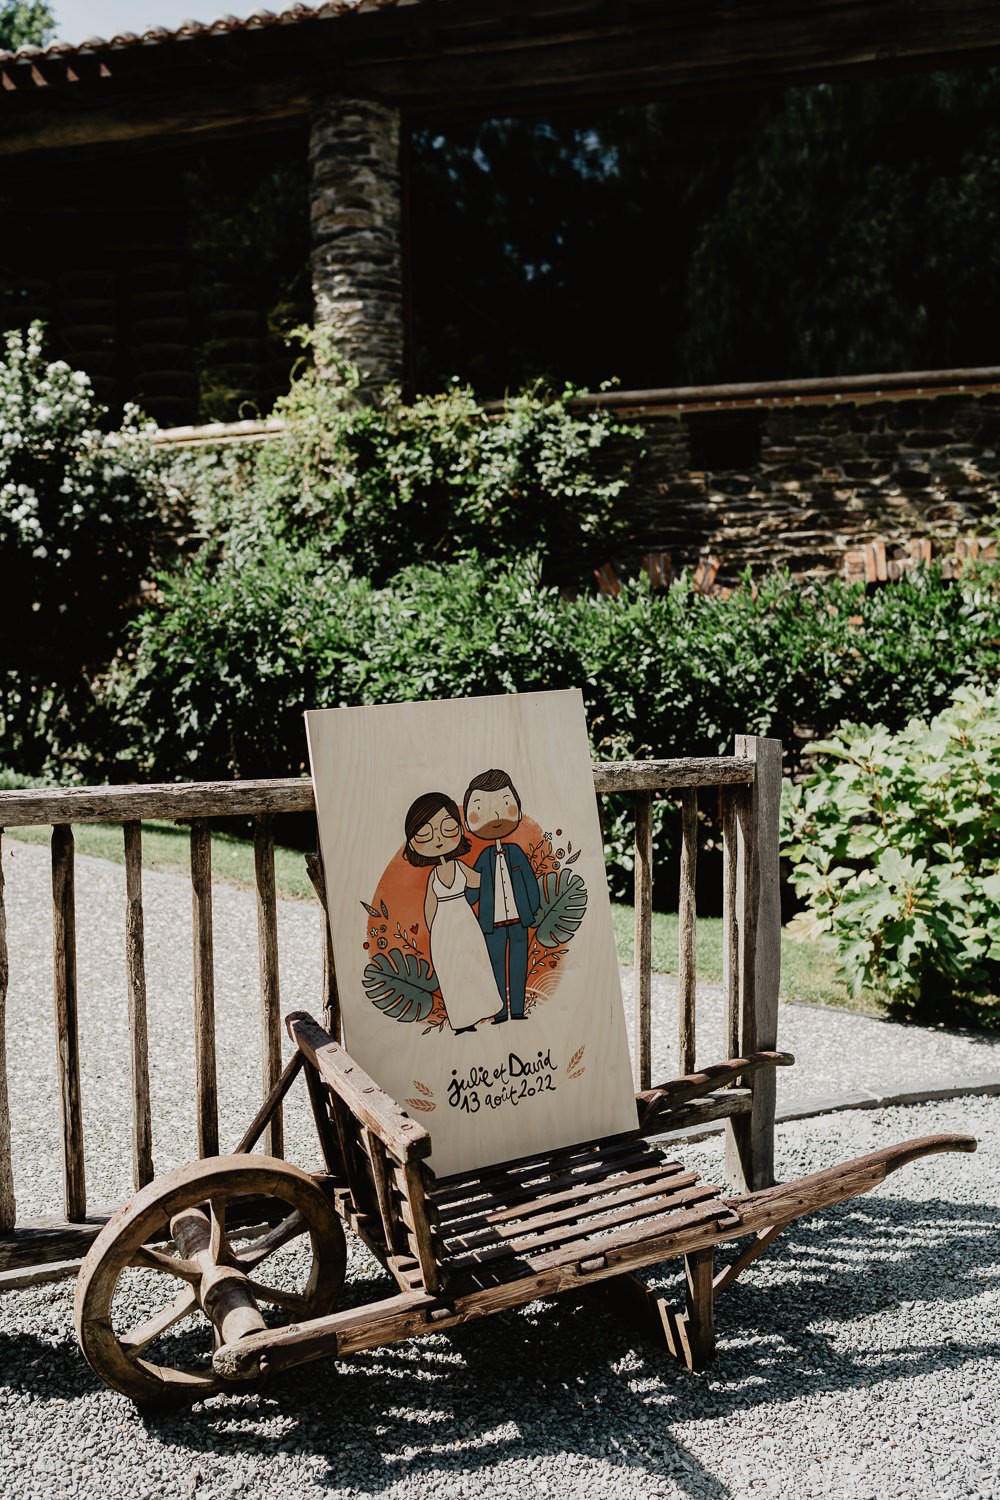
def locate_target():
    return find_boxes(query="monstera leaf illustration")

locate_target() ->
[532,869,588,948]
[363,948,438,1023]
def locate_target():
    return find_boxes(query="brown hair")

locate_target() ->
[463,768,520,820]
[402,791,471,868]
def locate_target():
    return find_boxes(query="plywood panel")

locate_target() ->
[306,690,637,1178]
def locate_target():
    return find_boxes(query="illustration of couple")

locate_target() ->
[403,770,541,1034]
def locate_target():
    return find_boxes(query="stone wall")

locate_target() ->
[309,98,403,394]
[619,389,1000,581]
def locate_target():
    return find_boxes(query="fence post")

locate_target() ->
[725,736,782,1193]
[190,820,219,1158]
[254,815,283,1158]
[52,824,87,1219]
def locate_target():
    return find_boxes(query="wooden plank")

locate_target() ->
[302,1055,348,1182]
[0,759,756,827]
[305,852,340,1039]
[401,1161,442,1295]
[646,1088,753,1135]
[51,825,86,1221]
[446,1182,724,1270]
[440,1159,692,1234]
[527,1195,739,1272]
[253,815,283,1158]
[430,1131,648,1206]
[438,1156,689,1233]
[667,1248,715,1372]
[366,1128,406,1258]
[0,830,15,1230]
[189,820,218,1158]
[592,759,754,793]
[633,790,653,1091]
[123,821,154,1189]
[287,1012,432,1165]
[728,1133,977,1238]
[678,788,697,1075]
[635,1051,793,1131]
[442,1172,703,1253]
[0,778,316,826]
[232,1050,304,1155]
[0,1215,108,1272]
[725,738,783,1194]
[722,787,740,1061]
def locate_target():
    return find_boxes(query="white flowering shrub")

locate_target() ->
[0,323,163,773]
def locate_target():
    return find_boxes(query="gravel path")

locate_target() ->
[0,839,997,1499]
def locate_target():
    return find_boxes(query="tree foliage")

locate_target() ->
[411,67,1000,392]
[0,0,53,50]
[0,323,162,773]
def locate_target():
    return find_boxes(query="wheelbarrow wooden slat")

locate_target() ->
[434,1139,686,1218]
[438,1166,705,1250]
[439,1158,693,1234]
[443,1183,727,1273]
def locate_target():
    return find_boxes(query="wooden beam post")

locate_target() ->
[123,821,154,1189]
[52,824,86,1220]
[306,852,340,1041]
[633,791,653,1091]
[254,815,283,1158]
[190,820,219,1158]
[678,789,697,1075]
[724,737,782,1193]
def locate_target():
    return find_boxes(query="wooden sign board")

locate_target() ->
[306,690,637,1178]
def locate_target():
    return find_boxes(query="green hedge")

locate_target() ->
[93,544,1000,783]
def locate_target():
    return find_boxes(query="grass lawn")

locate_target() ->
[608,903,882,1013]
[6,819,319,902]
[7,821,879,1014]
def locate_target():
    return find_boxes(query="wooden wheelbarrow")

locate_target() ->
[75,1010,977,1408]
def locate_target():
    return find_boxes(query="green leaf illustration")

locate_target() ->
[533,869,588,948]
[363,948,438,1023]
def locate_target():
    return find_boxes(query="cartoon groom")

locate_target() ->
[463,769,540,1023]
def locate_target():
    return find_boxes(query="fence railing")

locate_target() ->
[0,738,781,1277]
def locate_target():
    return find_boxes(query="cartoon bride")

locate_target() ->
[402,792,498,1034]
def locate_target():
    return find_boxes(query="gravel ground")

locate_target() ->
[0,838,997,1499]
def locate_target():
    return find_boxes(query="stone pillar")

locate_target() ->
[309,98,404,395]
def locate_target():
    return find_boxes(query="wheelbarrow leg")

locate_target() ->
[661,1249,715,1372]
[602,1247,716,1373]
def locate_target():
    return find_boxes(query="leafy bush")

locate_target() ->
[98,546,1000,904]
[167,339,644,586]
[781,685,1000,1027]
[0,324,163,774]
[101,549,1000,782]
[101,548,574,782]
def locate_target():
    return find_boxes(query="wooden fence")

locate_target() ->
[0,737,781,1278]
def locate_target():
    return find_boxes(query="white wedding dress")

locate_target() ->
[429,862,500,1031]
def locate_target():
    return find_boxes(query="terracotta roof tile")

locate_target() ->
[0,0,411,71]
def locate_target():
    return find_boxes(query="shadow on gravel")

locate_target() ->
[0,1193,995,1500]
[158,1193,999,1495]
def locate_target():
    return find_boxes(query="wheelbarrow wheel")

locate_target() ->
[75,1155,346,1408]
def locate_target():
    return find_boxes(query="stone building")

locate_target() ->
[2,0,999,576]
